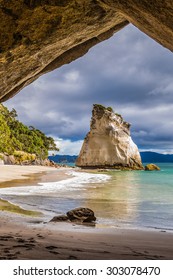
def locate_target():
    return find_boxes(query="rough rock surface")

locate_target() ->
[50,207,96,223]
[145,163,160,171]
[67,207,96,223]
[0,1,172,101]
[0,153,16,165]
[49,215,69,222]
[0,152,59,167]
[76,104,143,169]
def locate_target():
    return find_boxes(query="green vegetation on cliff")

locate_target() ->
[0,104,58,159]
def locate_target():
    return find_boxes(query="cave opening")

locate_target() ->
[3,24,173,156]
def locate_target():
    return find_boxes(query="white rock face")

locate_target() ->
[76,105,143,169]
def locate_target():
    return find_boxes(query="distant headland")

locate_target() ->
[49,152,173,165]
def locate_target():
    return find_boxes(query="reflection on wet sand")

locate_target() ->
[83,171,140,223]
[0,198,41,216]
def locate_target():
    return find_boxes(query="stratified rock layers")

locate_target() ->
[0,1,173,101]
[76,105,143,169]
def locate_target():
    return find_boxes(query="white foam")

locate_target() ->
[0,171,110,195]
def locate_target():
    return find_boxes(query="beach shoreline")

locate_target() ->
[0,209,173,260]
[0,165,59,184]
[0,165,173,260]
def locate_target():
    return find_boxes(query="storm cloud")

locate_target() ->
[4,24,173,154]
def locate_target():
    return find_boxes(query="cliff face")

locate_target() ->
[76,105,143,169]
[0,1,172,102]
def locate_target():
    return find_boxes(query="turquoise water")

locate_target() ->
[93,163,173,230]
[0,163,173,231]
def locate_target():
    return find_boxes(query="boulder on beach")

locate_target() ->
[49,215,69,222]
[50,207,96,224]
[145,163,160,171]
[67,207,96,223]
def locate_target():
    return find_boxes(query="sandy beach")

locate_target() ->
[0,165,173,260]
[0,212,173,260]
[0,165,58,183]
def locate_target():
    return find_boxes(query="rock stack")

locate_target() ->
[76,104,143,170]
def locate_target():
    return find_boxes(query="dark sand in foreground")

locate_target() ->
[0,165,173,260]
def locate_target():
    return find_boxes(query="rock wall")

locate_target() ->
[0,1,172,102]
[76,104,143,169]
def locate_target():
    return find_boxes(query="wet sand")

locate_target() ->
[0,211,173,260]
[0,165,173,260]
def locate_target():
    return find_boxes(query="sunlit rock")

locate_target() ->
[145,163,160,171]
[76,104,143,170]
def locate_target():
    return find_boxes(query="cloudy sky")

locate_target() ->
[4,24,173,155]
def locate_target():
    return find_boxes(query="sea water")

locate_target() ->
[0,163,173,231]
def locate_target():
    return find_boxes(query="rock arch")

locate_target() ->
[0,0,172,102]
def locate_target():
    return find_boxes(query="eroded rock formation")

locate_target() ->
[76,104,143,169]
[0,1,172,101]
[50,207,96,224]
[145,163,160,171]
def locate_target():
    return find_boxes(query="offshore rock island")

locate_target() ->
[76,104,143,170]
